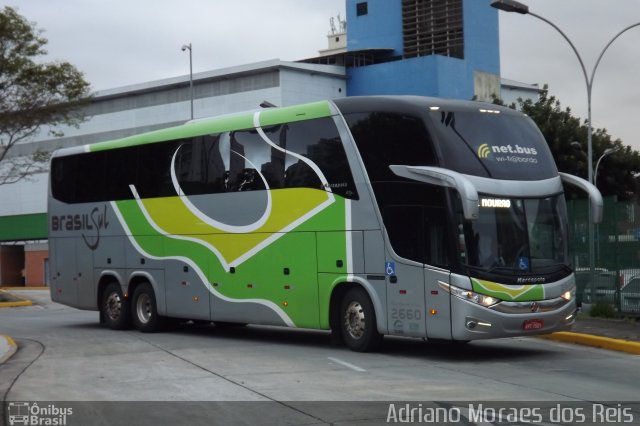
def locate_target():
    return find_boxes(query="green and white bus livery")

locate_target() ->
[48,96,602,351]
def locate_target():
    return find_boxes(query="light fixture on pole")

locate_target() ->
[570,141,582,151]
[594,147,620,187]
[491,0,640,303]
[181,43,194,120]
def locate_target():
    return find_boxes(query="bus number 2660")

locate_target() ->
[391,308,422,320]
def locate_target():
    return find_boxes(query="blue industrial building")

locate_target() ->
[344,0,500,99]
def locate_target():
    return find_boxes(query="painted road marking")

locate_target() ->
[327,357,366,372]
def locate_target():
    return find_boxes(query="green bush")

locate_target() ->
[589,302,617,319]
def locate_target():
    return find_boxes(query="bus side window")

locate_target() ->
[76,151,106,202]
[383,205,425,262]
[283,117,358,199]
[135,141,178,198]
[227,126,283,192]
[374,181,449,267]
[283,159,322,190]
[174,135,226,195]
[105,147,137,201]
[424,206,449,267]
[382,204,449,266]
[51,156,78,203]
[344,112,437,183]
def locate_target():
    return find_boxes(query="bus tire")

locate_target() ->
[132,283,164,333]
[340,287,382,352]
[101,282,131,330]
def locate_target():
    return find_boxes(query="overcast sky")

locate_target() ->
[498,0,640,152]
[8,0,640,151]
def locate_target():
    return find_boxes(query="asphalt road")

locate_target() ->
[1,291,639,425]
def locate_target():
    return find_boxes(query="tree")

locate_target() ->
[508,87,640,200]
[0,6,91,184]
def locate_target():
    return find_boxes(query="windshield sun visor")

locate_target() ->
[559,172,603,224]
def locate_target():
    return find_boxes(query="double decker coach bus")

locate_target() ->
[48,96,602,351]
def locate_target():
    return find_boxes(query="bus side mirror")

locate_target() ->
[559,172,603,224]
[389,165,479,220]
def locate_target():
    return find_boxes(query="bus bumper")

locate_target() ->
[449,295,576,341]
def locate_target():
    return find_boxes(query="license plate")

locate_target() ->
[523,319,544,330]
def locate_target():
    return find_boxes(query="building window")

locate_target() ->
[402,0,464,59]
[356,2,368,16]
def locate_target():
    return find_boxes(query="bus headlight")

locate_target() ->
[439,282,499,307]
[560,290,572,302]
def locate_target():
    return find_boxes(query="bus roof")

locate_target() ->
[333,95,522,116]
[52,96,522,159]
[51,100,334,158]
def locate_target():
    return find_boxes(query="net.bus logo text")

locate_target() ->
[50,205,109,251]
[477,143,538,163]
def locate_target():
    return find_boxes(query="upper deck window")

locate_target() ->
[51,117,358,204]
[343,111,438,183]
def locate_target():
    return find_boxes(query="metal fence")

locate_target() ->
[568,196,640,315]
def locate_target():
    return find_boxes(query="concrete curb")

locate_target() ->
[0,290,33,308]
[1,286,49,290]
[0,334,17,364]
[539,332,640,355]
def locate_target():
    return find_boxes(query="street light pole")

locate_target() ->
[181,43,194,120]
[592,146,619,274]
[491,0,640,302]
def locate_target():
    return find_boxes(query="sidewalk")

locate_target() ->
[0,334,17,364]
[571,316,640,341]
[541,316,640,355]
[0,288,39,365]
[0,288,33,308]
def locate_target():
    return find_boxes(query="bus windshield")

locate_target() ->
[458,195,570,277]
[427,110,558,180]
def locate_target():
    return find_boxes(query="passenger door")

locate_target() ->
[385,257,426,337]
[383,205,427,337]
[383,203,453,339]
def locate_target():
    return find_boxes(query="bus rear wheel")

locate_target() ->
[102,282,131,330]
[132,283,164,333]
[340,287,382,352]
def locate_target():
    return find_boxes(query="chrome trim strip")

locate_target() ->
[490,296,570,314]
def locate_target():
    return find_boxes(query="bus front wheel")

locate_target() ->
[101,282,131,330]
[340,287,382,352]
[132,283,164,333]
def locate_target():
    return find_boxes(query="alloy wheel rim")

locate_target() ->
[105,292,122,321]
[136,293,152,324]
[344,301,365,339]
